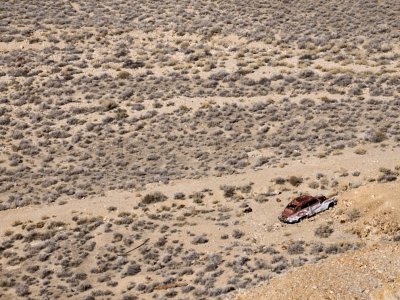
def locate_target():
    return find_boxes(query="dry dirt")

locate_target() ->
[235,242,400,300]
[1,0,400,299]
[235,181,400,300]
[0,149,399,299]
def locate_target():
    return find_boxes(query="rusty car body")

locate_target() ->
[278,194,337,223]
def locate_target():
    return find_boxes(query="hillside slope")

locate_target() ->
[235,181,400,300]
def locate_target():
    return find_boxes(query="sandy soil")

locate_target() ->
[235,181,400,300]
[1,1,399,299]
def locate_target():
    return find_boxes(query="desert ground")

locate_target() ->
[0,0,399,299]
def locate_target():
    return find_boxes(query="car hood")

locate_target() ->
[280,208,295,219]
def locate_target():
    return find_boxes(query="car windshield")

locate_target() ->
[286,203,297,210]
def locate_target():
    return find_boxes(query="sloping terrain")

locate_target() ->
[236,242,400,300]
[1,0,400,210]
[1,0,400,299]
[0,151,399,299]
[236,181,400,300]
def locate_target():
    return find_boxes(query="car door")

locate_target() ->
[307,198,320,216]
[298,201,312,218]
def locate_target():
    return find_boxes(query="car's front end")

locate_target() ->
[278,214,287,223]
[278,208,296,223]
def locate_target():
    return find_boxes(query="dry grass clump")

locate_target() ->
[308,181,320,189]
[364,129,387,143]
[141,192,167,205]
[288,176,303,187]
[220,185,236,198]
[377,167,398,183]
[354,147,367,155]
[315,223,334,238]
[287,241,305,255]
[346,208,361,222]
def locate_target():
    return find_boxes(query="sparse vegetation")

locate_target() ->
[141,192,167,205]
[0,1,399,299]
[288,176,303,187]
[287,241,305,255]
[347,208,361,222]
[315,223,334,238]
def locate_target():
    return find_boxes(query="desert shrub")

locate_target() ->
[324,242,362,255]
[124,263,141,276]
[271,255,287,264]
[153,236,167,248]
[208,285,235,296]
[288,176,303,186]
[220,234,229,241]
[310,243,324,254]
[115,217,133,225]
[121,295,138,300]
[254,156,269,167]
[259,245,279,255]
[191,192,204,204]
[132,103,145,111]
[377,173,397,183]
[232,230,244,239]
[117,71,131,79]
[273,177,286,184]
[364,128,387,143]
[115,108,128,119]
[15,284,30,296]
[346,208,361,221]
[354,147,367,155]
[272,262,288,274]
[78,282,92,292]
[239,183,253,193]
[287,241,305,255]
[26,265,39,273]
[324,244,339,254]
[379,167,392,174]
[99,99,118,112]
[291,256,308,267]
[205,253,223,272]
[123,60,144,69]
[174,192,186,200]
[107,206,117,212]
[315,223,334,238]
[141,192,167,205]
[330,180,339,187]
[192,235,209,244]
[220,185,236,198]
[308,181,319,189]
[181,285,195,293]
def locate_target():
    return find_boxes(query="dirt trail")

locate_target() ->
[1,145,398,234]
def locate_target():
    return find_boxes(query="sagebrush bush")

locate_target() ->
[288,176,303,187]
[315,223,334,238]
[287,241,305,255]
[141,192,167,205]
[346,208,361,221]
[220,185,236,198]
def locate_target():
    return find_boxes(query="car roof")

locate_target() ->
[290,195,314,206]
